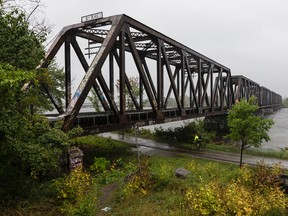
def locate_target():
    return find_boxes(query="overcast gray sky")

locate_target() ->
[43,0,288,97]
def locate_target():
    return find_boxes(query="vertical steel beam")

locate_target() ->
[219,69,224,111]
[181,54,185,108]
[109,52,114,98]
[212,70,221,108]
[198,59,202,111]
[65,36,71,108]
[177,67,180,95]
[210,64,214,111]
[157,41,163,110]
[139,74,143,108]
[119,30,126,116]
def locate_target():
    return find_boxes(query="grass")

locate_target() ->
[105,155,241,216]
[102,154,288,215]
[204,141,288,160]
[0,181,62,215]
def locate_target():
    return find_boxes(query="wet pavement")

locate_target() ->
[100,132,288,169]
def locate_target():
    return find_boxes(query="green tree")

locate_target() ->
[0,64,58,194]
[88,89,101,112]
[38,60,65,112]
[0,4,65,111]
[116,76,141,110]
[282,98,288,108]
[0,9,45,70]
[226,96,274,167]
[0,63,74,201]
[0,2,66,201]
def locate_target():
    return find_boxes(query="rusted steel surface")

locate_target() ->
[41,14,282,133]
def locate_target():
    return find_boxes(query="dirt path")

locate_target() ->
[97,182,119,215]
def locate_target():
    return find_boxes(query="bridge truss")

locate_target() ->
[41,14,281,133]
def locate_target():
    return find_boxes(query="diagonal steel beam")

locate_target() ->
[123,24,158,115]
[164,67,179,108]
[183,51,199,109]
[200,64,212,106]
[159,40,183,114]
[70,35,110,111]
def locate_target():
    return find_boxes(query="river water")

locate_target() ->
[261,108,288,150]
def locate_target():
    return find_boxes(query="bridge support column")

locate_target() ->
[204,114,229,136]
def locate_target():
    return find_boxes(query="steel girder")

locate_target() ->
[260,86,282,108]
[232,75,260,103]
[40,14,241,132]
[232,75,282,109]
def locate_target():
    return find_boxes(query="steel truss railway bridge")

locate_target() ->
[42,13,282,134]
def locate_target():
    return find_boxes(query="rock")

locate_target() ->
[67,146,84,171]
[175,167,190,178]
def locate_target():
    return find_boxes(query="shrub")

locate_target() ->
[54,168,93,203]
[185,181,224,215]
[138,128,154,138]
[151,162,174,190]
[74,135,131,165]
[90,157,110,174]
[154,120,215,145]
[184,164,288,215]
[93,158,129,185]
[61,191,97,216]
[120,156,152,199]
[53,168,97,215]
[252,161,283,187]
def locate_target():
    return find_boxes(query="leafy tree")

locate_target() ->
[282,98,288,108]
[89,76,143,111]
[116,76,141,110]
[226,96,274,167]
[88,89,101,112]
[0,63,74,201]
[0,4,65,111]
[38,60,65,112]
[0,64,55,194]
[0,9,45,70]
[0,2,66,201]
